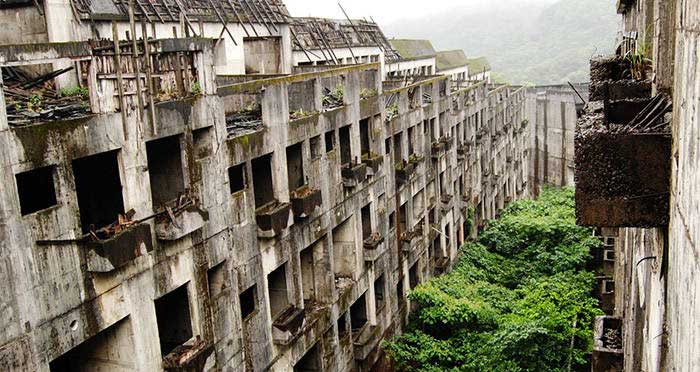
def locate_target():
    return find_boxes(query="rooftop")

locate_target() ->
[436,50,469,71]
[466,57,492,74]
[389,39,436,61]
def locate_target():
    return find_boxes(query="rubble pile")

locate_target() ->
[2,67,91,126]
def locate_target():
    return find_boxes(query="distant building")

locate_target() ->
[386,39,437,78]
[466,57,492,83]
[436,50,470,85]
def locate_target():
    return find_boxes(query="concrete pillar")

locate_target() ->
[44,0,78,88]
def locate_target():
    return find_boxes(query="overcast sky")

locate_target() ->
[284,0,558,24]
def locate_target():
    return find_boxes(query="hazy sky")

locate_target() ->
[284,0,557,24]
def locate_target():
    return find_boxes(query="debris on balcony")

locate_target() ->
[576,91,672,227]
[255,200,291,238]
[363,232,385,249]
[341,161,368,188]
[3,67,91,127]
[395,161,415,186]
[226,103,263,138]
[362,152,384,175]
[155,194,209,241]
[386,101,399,122]
[162,337,214,372]
[360,88,377,100]
[322,85,344,111]
[289,108,318,121]
[290,185,322,219]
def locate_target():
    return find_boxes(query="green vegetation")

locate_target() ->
[383,188,602,371]
[59,86,89,99]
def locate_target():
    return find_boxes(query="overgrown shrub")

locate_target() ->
[383,187,602,372]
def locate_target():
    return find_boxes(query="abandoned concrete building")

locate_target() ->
[0,0,531,371]
[576,0,700,371]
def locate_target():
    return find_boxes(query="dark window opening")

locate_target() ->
[155,284,193,356]
[396,278,405,308]
[268,264,290,319]
[287,142,305,191]
[147,135,185,208]
[374,275,385,310]
[409,264,419,289]
[407,126,415,156]
[423,119,429,134]
[310,135,321,159]
[252,154,275,208]
[393,133,403,164]
[239,284,257,320]
[350,293,368,333]
[192,126,214,160]
[49,317,135,372]
[389,211,396,230]
[360,118,370,156]
[361,204,372,241]
[385,138,391,155]
[339,125,352,165]
[325,131,335,153]
[300,246,316,304]
[207,261,228,299]
[16,166,57,215]
[72,150,125,234]
[399,203,407,232]
[294,344,321,372]
[228,163,247,194]
[337,312,348,338]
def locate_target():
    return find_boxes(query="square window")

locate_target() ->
[228,163,247,194]
[16,166,57,215]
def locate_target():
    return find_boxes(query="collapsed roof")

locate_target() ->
[290,17,400,63]
[71,0,289,24]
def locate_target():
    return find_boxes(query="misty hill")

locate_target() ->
[384,0,619,85]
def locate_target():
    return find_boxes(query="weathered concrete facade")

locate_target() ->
[526,83,587,193]
[580,1,700,371]
[0,1,531,371]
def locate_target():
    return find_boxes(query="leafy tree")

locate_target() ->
[383,188,602,371]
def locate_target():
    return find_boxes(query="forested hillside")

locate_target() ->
[382,188,603,371]
[385,0,619,85]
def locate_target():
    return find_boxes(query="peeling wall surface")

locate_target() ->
[0,7,531,371]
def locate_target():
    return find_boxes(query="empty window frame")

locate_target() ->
[350,293,368,333]
[287,142,305,191]
[337,312,349,338]
[360,118,370,156]
[339,125,352,165]
[310,135,322,159]
[15,165,58,215]
[228,163,247,194]
[155,284,193,356]
[325,130,335,153]
[267,264,291,319]
[146,135,185,208]
[374,275,385,311]
[72,150,125,234]
[239,284,257,320]
[252,154,275,208]
[361,204,372,241]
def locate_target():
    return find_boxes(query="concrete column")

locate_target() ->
[44,0,78,88]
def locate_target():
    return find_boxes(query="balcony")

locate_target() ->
[155,197,208,241]
[162,337,214,372]
[255,201,291,238]
[592,316,623,372]
[395,161,415,186]
[342,163,368,188]
[440,136,454,150]
[353,324,382,362]
[575,91,671,227]
[363,233,386,262]
[431,141,446,158]
[84,222,153,273]
[362,153,384,176]
[290,186,322,219]
[272,306,306,346]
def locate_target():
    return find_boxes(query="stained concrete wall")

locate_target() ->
[526,84,585,193]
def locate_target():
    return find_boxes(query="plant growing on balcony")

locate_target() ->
[625,29,653,81]
[322,85,344,110]
[289,108,318,121]
[386,102,399,122]
[360,88,377,100]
